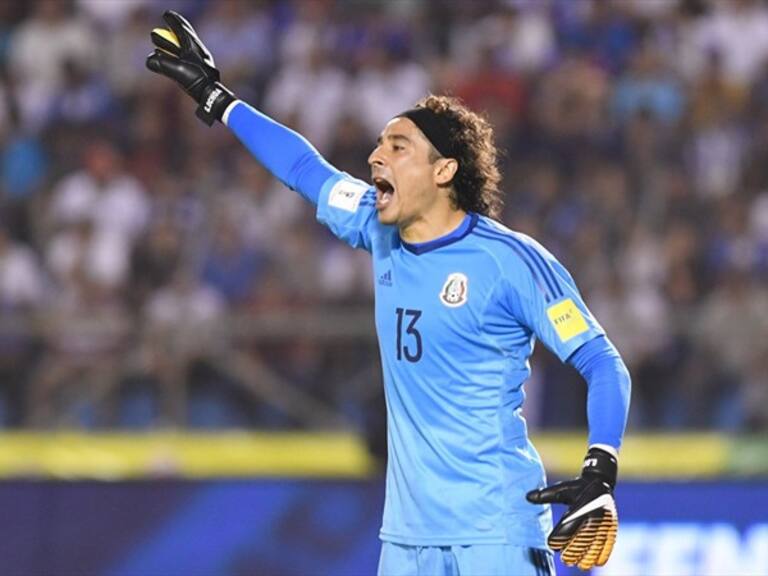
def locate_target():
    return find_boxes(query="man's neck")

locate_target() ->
[399,208,467,244]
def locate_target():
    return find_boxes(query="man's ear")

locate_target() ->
[434,158,458,186]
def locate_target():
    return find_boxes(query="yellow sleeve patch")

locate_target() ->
[547,298,589,342]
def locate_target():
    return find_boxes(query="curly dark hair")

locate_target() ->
[416,94,503,219]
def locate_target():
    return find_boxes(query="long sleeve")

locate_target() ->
[223,100,341,205]
[567,335,631,451]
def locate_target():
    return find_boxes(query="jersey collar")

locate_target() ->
[401,213,478,255]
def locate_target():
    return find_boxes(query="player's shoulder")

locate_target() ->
[471,215,558,267]
[318,173,389,253]
[324,173,376,212]
[471,216,577,304]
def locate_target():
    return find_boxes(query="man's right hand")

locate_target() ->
[146,10,235,126]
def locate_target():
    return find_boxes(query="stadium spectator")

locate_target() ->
[28,266,129,428]
[129,219,184,310]
[448,3,556,73]
[0,225,46,426]
[141,267,225,425]
[46,139,148,289]
[103,5,155,98]
[197,0,274,100]
[264,37,350,152]
[7,0,98,130]
[612,40,685,127]
[199,212,267,307]
[688,0,768,87]
[351,43,431,140]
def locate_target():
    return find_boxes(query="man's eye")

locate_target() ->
[393,145,404,151]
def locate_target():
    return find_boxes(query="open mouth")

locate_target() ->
[373,176,395,209]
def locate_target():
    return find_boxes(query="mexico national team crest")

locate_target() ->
[440,273,468,308]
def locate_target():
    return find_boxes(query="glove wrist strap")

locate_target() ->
[195,82,235,126]
[582,447,618,489]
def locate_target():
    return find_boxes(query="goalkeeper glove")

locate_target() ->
[526,447,618,571]
[146,10,235,126]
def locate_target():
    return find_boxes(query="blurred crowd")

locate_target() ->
[0,0,766,435]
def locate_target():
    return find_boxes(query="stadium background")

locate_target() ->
[0,0,766,574]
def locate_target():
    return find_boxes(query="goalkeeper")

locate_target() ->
[147,11,631,575]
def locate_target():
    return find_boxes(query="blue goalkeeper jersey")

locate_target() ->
[316,173,606,547]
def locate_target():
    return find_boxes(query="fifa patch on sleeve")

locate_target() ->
[328,179,367,213]
[547,298,589,342]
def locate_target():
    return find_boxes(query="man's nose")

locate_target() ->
[368,147,384,167]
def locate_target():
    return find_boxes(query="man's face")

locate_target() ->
[368,117,441,227]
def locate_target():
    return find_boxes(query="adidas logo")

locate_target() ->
[378,270,392,287]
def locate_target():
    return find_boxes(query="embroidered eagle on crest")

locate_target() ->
[440,273,468,307]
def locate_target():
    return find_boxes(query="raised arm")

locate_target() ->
[145,10,339,205]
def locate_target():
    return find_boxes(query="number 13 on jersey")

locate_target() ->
[395,308,422,362]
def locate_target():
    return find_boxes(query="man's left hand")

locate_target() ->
[526,447,618,571]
